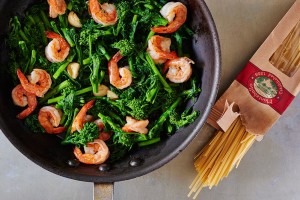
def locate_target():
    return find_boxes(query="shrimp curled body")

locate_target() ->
[17,69,52,97]
[45,31,70,63]
[165,57,194,83]
[38,106,66,134]
[71,100,95,133]
[151,2,187,34]
[12,84,37,119]
[89,0,118,26]
[47,0,67,18]
[122,116,149,134]
[73,139,110,165]
[147,35,177,64]
[108,51,132,89]
[94,119,111,141]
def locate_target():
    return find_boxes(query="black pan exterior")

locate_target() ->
[0,0,221,182]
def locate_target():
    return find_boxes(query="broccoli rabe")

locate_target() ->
[111,39,136,57]
[62,122,99,147]
[24,114,45,133]
[6,0,200,163]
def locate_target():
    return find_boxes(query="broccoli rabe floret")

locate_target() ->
[111,39,136,57]
[62,122,99,147]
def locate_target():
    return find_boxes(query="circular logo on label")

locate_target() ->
[248,71,283,105]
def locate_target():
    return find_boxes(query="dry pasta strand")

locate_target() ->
[270,20,300,77]
[188,117,256,199]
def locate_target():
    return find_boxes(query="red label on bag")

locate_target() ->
[236,62,294,114]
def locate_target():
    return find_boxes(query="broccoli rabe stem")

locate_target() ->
[148,80,201,138]
[90,55,101,93]
[98,112,134,148]
[83,35,93,65]
[138,137,160,147]
[98,112,124,133]
[61,28,75,47]
[145,53,173,93]
[47,86,93,104]
[27,49,37,73]
[144,4,154,10]
[32,15,47,45]
[18,41,29,57]
[75,86,93,96]
[129,15,138,42]
[94,97,124,115]
[50,21,62,35]
[58,15,68,29]
[53,53,75,79]
[97,44,111,61]
[174,32,183,57]
[65,108,79,135]
[39,80,72,104]
[98,70,105,84]
[148,96,182,138]
[145,31,155,47]
[58,15,75,47]
[40,10,51,30]
[67,2,72,10]
[26,15,36,26]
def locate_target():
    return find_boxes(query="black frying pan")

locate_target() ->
[0,0,221,184]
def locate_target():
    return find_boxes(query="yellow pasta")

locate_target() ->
[270,20,300,77]
[188,118,256,199]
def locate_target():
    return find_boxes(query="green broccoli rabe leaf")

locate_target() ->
[24,114,45,133]
[114,1,130,36]
[62,122,99,147]
[6,16,26,49]
[98,112,134,148]
[169,109,200,129]
[56,90,76,126]
[68,0,88,15]
[79,19,112,45]
[106,141,130,163]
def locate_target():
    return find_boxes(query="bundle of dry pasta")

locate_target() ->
[189,1,300,199]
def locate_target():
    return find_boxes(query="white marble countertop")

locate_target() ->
[1,0,300,199]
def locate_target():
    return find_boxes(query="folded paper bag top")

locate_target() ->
[207,0,300,135]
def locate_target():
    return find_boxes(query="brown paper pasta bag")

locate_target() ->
[189,1,300,198]
[207,0,300,135]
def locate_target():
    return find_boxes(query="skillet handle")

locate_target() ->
[94,182,114,200]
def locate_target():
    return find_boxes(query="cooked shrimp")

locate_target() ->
[164,57,194,83]
[89,0,118,26]
[71,100,95,133]
[84,115,94,123]
[12,84,37,119]
[94,119,111,141]
[17,69,52,97]
[47,0,67,18]
[73,139,110,165]
[151,2,187,34]
[45,31,70,63]
[108,51,132,89]
[122,116,149,134]
[147,35,178,64]
[94,119,105,131]
[38,106,66,134]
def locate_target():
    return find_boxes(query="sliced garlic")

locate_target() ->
[67,62,80,79]
[68,11,82,28]
[93,84,109,97]
[107,90,119,100]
